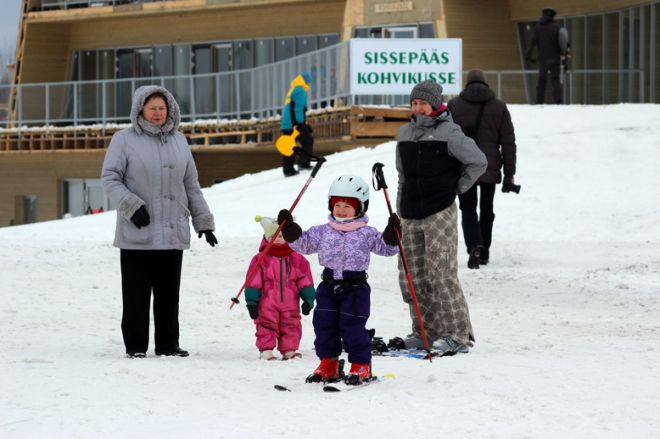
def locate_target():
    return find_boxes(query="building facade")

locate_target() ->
[1,0,659,227]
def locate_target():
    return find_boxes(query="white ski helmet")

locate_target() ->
[327,174,369,214]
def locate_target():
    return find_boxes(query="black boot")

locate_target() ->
[283,168,299,177]
[479,248,489,265]
[126,352,146,359]
[467,247,482,269]
[155,347,189,357]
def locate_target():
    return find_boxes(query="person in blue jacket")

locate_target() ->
[280,72,314,177]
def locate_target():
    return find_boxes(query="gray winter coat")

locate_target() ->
[396,109,487,220]
[101,85,215,250]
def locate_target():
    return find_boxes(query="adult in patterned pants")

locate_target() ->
[395,80,487,354]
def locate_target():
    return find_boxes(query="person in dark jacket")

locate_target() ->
[448,69,517,269]
[280,72,314,177]
[395,80,487,355]
[525,7,562,104]
[102,85,218,359]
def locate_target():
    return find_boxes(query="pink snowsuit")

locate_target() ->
[246,240,315,354]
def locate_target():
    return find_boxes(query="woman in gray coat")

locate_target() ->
[102,85,217,358]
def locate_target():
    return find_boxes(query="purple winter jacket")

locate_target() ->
[289,215,399,280]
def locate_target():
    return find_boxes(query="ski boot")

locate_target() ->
[282,351,302,360]
[306,358,343,383]
[371,336,389,354]
[345,362,372,386]
[259,350,277,361]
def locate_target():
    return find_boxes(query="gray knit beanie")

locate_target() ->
[409,80,443,110]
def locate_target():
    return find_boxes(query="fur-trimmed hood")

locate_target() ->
[130,85,181,135]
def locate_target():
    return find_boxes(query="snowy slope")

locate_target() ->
[1,104,659,439]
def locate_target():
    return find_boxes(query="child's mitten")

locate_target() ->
[247,305,259,320]
[277,209,302,242]
[382,213,401,246]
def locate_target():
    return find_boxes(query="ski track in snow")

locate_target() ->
[1,104,659,438]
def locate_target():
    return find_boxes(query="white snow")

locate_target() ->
[1,104,659,438]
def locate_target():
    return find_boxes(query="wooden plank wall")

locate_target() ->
[0,150,105,226]
[444,0,522,71]
[508,0,648,21]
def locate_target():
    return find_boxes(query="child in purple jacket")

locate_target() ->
[277,174,400,385]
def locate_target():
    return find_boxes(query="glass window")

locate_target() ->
[603,13,620,103]
[296,35,318,55]
[585,15,603,103]
[193,46,213,116]
[99,50,115,120]
[233,41,253,116]
[135,49,153,78]
[384,27,417,38]
[255,39,274,66]
[170,44,192,118]
[79,51,97,121]
[275,37,295,61]
[153,45,173,77]
[116,50,133,119]
[213,44,233,116]
[419,23,435,38]
[318,34,340,48]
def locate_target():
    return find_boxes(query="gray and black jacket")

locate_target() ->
[448,81,516,184]
[526,15,561,64]
[101,85,214,250]
[396,109,487,220]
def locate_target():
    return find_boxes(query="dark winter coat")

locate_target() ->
[526,15,561,64]
[395,108,487,220]
[447,82,516,184]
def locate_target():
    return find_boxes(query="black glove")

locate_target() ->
[301,301,312,316]
[382,213,402,246]
[247,305,259,320]
[277,209,302,242]
[502,177,521,194]
[198,230,218,247]
[525,55,536,64]
[130,205,150,229]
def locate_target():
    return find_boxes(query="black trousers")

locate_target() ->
[537,60,562,104]
[120,249,183,354]
[282,124,314,172]
[458,183,496,260]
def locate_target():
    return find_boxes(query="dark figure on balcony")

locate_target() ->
[525,7,562,104]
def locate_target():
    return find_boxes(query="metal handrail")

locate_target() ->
[0,38,648,129]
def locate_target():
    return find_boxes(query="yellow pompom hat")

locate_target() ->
[254,215,280,240]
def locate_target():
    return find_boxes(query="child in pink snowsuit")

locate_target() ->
[244,216,316,360]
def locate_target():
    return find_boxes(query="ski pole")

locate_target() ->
[372,162,433,362]
[229,152,327,309]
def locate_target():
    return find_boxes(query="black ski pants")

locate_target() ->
[536,60,562,104]
[120,249,183,354]
[458,183,496,260]
[282,124,314,173]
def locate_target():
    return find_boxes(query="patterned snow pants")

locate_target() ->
[398,203,475,346]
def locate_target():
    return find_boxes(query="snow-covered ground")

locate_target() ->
[1,104,659,438]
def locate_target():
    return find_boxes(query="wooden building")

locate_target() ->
[1,0,658,226]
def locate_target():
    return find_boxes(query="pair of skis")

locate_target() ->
[275,375,390,393]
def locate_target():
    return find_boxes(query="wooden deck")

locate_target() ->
[0,105,411,152]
